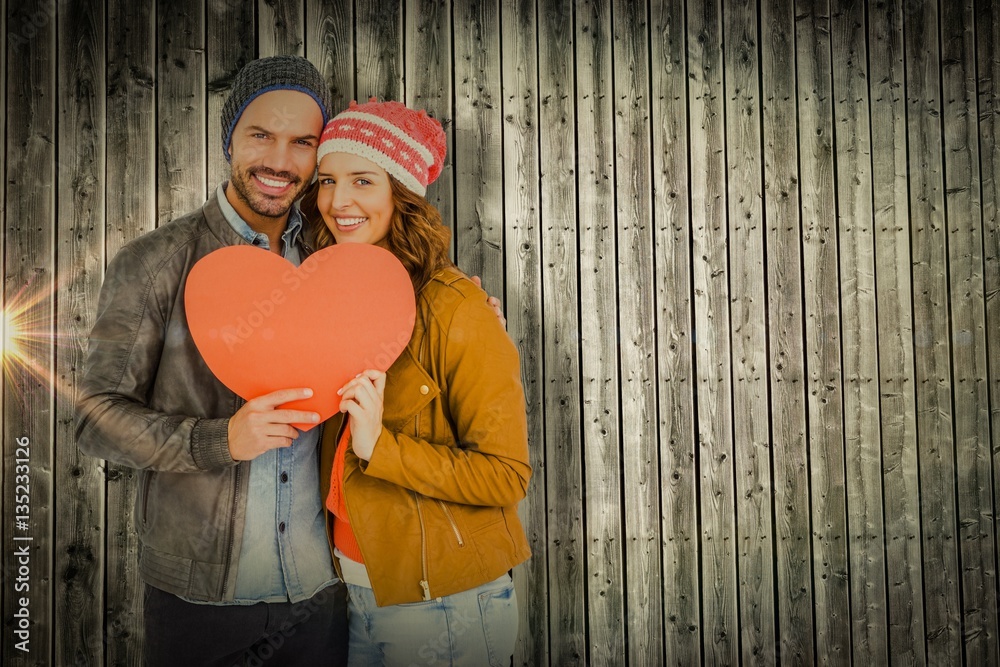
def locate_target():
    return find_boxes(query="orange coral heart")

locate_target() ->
[185,243,415,430]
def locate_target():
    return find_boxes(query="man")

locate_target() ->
[77,56,346,666]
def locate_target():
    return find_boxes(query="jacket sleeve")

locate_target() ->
[75,245,235,472]
[360,291,531,507]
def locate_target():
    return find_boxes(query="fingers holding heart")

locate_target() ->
[228,387,319,461]
[338,370,386,461]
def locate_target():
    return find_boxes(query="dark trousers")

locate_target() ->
[143,582,348,667]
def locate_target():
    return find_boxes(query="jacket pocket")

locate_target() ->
[478,576,517,667]
[437,500,465,547]
[137,469,154,527]
[383,347,440,434]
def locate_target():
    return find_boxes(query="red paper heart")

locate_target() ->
[185,243,415,431]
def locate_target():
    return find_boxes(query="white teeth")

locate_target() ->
[257,175,288,188]
[337,218,366,227]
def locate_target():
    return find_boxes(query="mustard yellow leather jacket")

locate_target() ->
[320,267,531,607]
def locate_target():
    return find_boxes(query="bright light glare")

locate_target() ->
[1,281,62,396]
[2,308,24,362]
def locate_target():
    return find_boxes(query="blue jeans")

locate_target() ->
[346,574,517,667]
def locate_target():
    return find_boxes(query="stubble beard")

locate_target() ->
[229,165,308,219]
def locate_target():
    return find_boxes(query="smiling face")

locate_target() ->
[316,152,395,247]
[226,89,324,228]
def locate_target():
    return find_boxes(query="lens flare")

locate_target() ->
[2,308,21,358]
[2,280,60,399]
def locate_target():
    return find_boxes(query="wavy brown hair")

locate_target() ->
[301,176,454,294]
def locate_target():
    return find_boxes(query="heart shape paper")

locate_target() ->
[185,243,416,431]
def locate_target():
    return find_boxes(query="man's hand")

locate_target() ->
[338,370,386,461]
[228,388,319,461]
[470,275,506,329]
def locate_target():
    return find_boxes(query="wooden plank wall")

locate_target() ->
[2,0,999,665]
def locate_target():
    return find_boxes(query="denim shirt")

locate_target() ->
[207,182,337,604]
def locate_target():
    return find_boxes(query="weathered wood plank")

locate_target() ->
[156,0,206,225]
[977,3,1000,657]
[258,0,303,57]
[831,2,888,664]
[498,0,546,664]
[55,0,106,664]
[651,0,699,663]
[2,2,56,665]
[940,0,997,661]
[795,2,851,663]
[536,0,585,663]
[356,0,402,100]
[207,0,256,189]
[904,0,962,661]
[761,0,814,662]
[575,0,625,663]
[722,0,775,662]
[611,1,662,664]
[105,0,157,660]
[452,0,503,287]
[868,0,925,663]
[403,0,454,236]
[688,0,739,662]
[305,0,353,115]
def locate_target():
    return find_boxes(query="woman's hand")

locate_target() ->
[470,275,506,329]
[337,369,386,461]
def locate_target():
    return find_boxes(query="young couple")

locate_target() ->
[76,55,530,666]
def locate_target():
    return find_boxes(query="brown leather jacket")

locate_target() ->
[76,193,313,601]
[320,267,531,606]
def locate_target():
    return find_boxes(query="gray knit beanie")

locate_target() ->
[221,55,332,161]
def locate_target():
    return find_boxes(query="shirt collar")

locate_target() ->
[216,182,303,252]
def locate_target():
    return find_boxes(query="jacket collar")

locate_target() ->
[201,188,315,256]
[203,189,248,248]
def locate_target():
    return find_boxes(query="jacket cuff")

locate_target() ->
[191,418,237,470]
[361,427,398,477]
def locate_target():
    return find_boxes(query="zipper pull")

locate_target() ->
[420,579,431,601]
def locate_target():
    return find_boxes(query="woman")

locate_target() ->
[306,99,531,666]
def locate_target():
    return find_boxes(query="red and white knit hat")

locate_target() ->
[317,98,447,196]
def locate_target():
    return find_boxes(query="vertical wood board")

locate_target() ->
[831,1,888,663]
[868,0,925,662]
[537,0,587,662]
[650,0,701,663]
[54,1,106,663]
[575,0,625,662]
[722,0,776,661]
[904,1,962,661]
[760,0,815,661]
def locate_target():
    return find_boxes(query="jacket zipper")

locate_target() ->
[414,493,432,600]
[415,342,425,435]
[222,396,246,598]
[221,464,241,598]
[141,471,153,523]
[437,500,464,547]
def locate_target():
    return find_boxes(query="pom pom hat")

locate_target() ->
[317,98,447,196]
